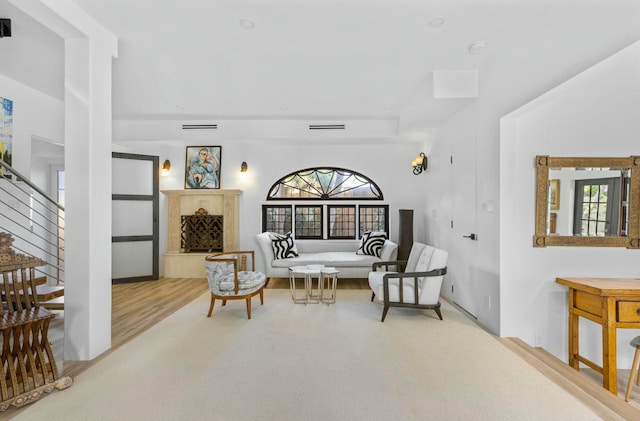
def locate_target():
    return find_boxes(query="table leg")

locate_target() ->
[305,274,319,304]
[568,288,579,370]
[602,296,618,394]
[289,272,307,304]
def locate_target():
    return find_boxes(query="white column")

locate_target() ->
[63,36,114,360]
[12,0,118,360]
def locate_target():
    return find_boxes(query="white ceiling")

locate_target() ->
[2,0,640,130]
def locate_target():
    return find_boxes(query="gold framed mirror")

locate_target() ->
[534,156,640,248]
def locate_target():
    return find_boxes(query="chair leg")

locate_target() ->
[625,347,640,401]
[222,299,227,306]
[434,307,443,320]
[207,295,216,317]
[259,290,264,305]
[246,297,252,319]
[381,304,390,322]
[371,292,375,302]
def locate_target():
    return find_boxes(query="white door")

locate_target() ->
[451,135,479,317]
[111,152,159,283]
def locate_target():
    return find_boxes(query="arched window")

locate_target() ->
[266,167,383,200]
[263,167,388,239]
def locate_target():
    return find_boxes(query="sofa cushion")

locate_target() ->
[270,232,299,259]
[356,231,387,257]
[271,252,382,268]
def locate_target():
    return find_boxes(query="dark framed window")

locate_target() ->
[294,206,323,239]
[328,205,356,239]
[261,204,389,240]
[262,205,293,235]
[262,167,387,239]
[573,177,621,237]
[267,167,383,200]
[359,205,389,238]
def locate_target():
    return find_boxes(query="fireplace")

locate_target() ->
[181,211,223,252]
[161,189,241,277]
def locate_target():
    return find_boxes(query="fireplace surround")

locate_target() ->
[161,189,241,277]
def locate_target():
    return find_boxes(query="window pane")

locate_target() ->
[295,206,323,239]
[598,185,608,202]
[359,205,389,238]
[262,205,292,234]
[581,220,589,235]
[328,206,356,239]
[588,204,599,221]
[598,204,607,219]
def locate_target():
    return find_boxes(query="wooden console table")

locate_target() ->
[556,277,640,394]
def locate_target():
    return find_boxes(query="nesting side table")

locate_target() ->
[288,266,321,304]
[320,268,340,304]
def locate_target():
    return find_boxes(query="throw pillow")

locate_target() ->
[356,231,387,257]
[270,232,299,260]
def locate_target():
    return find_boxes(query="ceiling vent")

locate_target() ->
[182,124,218,130]
[309,124,345,130]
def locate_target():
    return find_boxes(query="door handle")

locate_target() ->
[463,233,477,241]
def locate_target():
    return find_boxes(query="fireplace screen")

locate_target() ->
[181,214,223,252]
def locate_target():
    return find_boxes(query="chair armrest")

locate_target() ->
[382,267,447,304]
[207,250,258,271]
[372,260,407,272]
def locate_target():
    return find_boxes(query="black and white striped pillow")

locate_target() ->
[270,232,299,260]
[356,231,387,257]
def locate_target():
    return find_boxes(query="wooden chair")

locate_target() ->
[0,232,72,411]
[368,242,448,322]
[205,251,266,319]
[625,336,640,401]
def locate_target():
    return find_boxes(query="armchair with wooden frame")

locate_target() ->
[205,251,266,319]
[368,242,448,322]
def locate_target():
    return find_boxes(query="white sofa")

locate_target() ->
[255,232,398,280]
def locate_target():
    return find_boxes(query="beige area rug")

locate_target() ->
[14,290,601,421]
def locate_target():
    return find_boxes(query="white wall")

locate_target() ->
[424,31,640,359]
[113,131,426,276]
[501,41,640,368]
[0,74,64,269]
[0,74,65,173]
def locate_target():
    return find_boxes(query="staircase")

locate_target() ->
[0,159,64,308]
[500,337,640,420]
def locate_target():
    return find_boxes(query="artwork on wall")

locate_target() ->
[549,179,560,210]
[185,146,221,189]
[549,212,557,234]
[0,96,13,178]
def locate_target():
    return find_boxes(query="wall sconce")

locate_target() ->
[161,159,171,176]
[240,161,248,173]
[411,153,428,175]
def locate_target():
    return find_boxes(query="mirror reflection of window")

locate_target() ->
[547,167,630,237]
[573,178,620,236]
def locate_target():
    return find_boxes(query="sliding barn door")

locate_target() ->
[111,152,159,283]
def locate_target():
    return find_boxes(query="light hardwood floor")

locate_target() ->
[3,277,640,420]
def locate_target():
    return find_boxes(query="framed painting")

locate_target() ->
[0,96,13,178]
[549,179,560,210]
[185,146,221,189]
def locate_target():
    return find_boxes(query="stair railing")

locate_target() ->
[0,159,64,286]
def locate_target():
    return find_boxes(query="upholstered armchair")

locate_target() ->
[368,242,448,322]
[205,251,266,319]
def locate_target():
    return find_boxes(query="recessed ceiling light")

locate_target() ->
[428,17,445,28]
[468,41,487,55]
[239,18,255,30]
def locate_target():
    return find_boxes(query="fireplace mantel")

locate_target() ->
[161,189,241,277]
